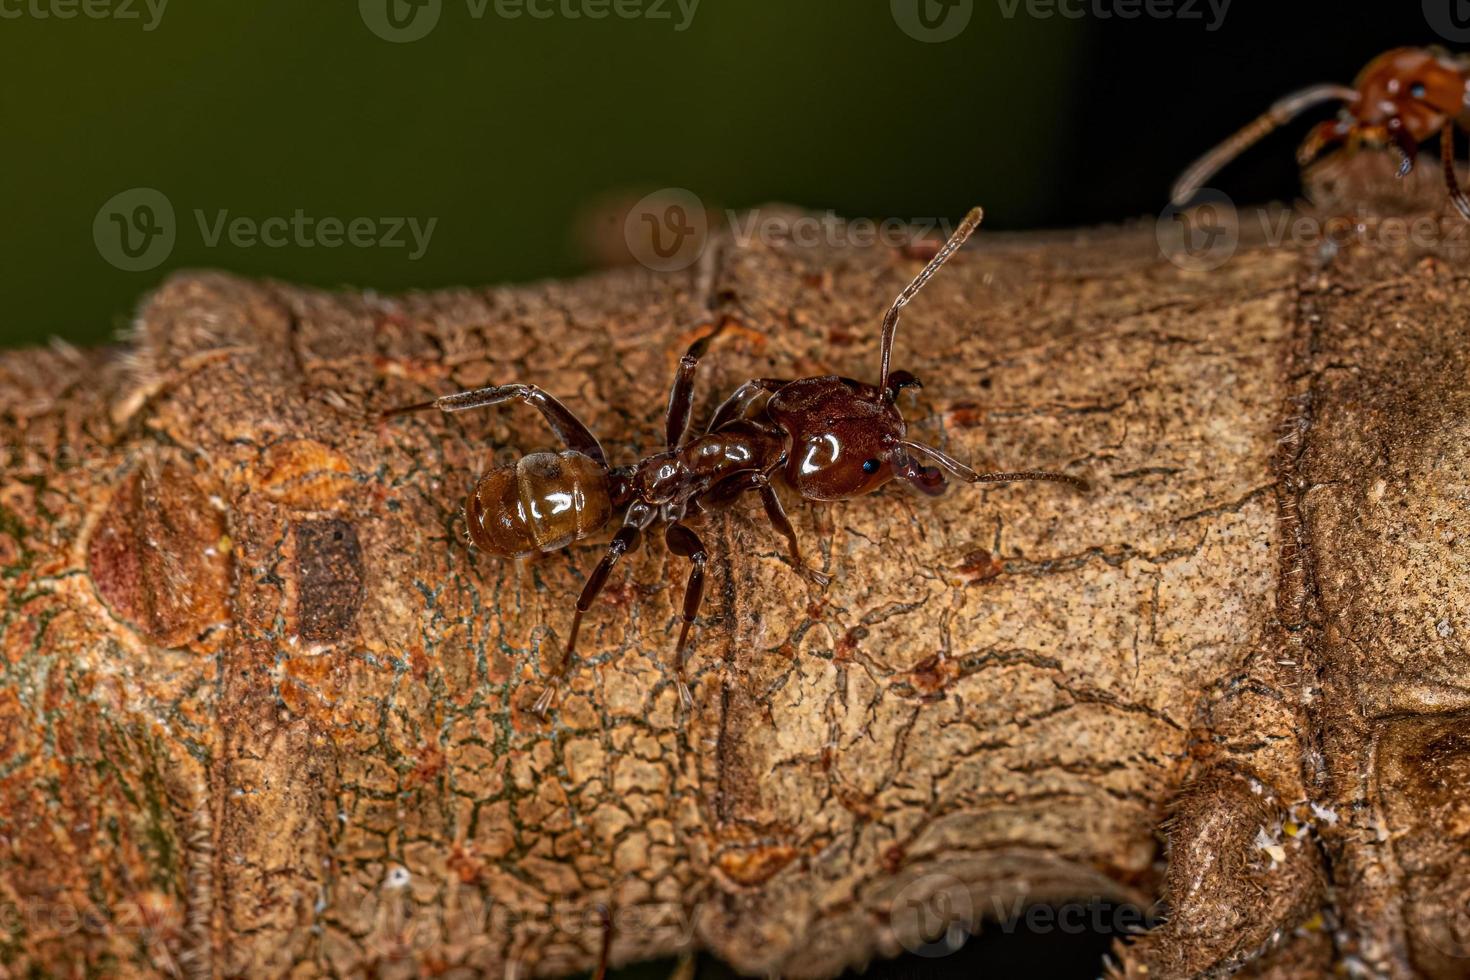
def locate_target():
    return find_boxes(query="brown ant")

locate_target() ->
[1171,47,1470,221]
[386,206,1088,717]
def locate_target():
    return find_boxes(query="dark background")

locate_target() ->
[0,2,1443,352]
[0,1,1443,975]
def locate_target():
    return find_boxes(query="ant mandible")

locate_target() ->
[386,206,1088,717]
[1171,47,1470,221]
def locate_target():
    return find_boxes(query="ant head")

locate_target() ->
[1348,47,1465,141]
[767,377,908,501]
[766,208,986,501]
[766,375,954,501]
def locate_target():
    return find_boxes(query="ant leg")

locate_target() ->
[707,378,791,432]
[697,471,829,586]
[665,318,731,449]
[592,904,612,980]
[754,477,830,586]
[1295,117,1352,168]
[664,522,708,709]
[1387,118,1418,178]
[900,440,1090,492]
[1442,122,1470,221]
[534,507,651,717]
[385,383,607,468]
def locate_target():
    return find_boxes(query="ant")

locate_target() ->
[386,206,1088,717]
[1171,47,1470,221]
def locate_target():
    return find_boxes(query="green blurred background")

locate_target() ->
[0,0,1081,349]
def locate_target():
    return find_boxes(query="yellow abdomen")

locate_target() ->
[466,451,612,558]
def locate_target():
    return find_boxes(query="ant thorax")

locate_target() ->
[628,422,789,506]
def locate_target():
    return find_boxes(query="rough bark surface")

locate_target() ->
[2,188,1468,979]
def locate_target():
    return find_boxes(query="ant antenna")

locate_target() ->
[900,440,1089,492]
[1170,83,1359,206]
[878,206,984,398]
[1442,122,1470,221]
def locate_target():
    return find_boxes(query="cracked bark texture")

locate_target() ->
[2,192,1469,979]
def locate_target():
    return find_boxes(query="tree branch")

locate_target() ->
[2,194,1468,979]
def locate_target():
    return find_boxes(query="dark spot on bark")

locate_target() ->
[957,548,1003,584]
[1407,731,1470,804]
[86,460,230,648]
[835,626,867,661]
[946,402,986,428]
[294,518,363,642]
[716,845,798,887]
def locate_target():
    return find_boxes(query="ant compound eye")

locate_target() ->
[1410,82,1428,99]
[862,458,881,474]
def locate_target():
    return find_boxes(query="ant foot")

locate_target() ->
[800,566,832,588]
[676,679,694,711]
[532,684,558,718]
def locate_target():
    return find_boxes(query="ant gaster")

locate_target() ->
[1172,47,1470,221]
[386,207,1088,717]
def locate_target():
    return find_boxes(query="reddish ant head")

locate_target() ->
[766,206,1086,502]
[766,377,908,501]
[765,375,950,501]
[1299,48,1469,167]
[1349,48,1465,141]
[763,209,991,502]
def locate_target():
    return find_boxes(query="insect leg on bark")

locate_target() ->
[534,504,653,717]
[385,382,608,467]
[663,522,708,709]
